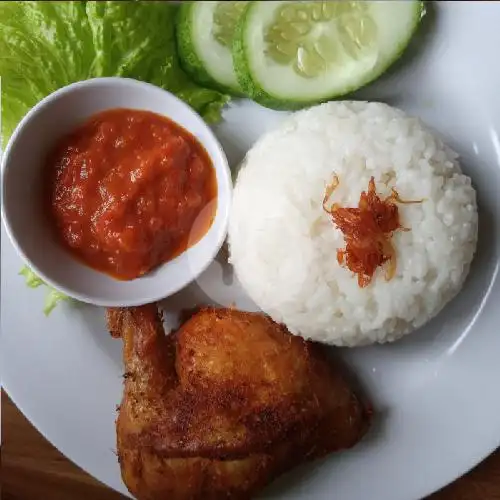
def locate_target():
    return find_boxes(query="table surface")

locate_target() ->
[2,392,500,500]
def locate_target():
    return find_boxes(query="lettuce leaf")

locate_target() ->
[0,1,229,142]
[19,266,71,315]
[0,1,96,142]
[85,1,228,122]
[1,1,230,313]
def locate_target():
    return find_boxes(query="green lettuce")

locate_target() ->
[19,266,71,315]
[0,1,229,142]
[1,1,230,313]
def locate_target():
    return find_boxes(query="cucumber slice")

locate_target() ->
[233,1,424,109]
[177,1,248,95]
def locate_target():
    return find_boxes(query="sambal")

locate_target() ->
[46,108,217,280]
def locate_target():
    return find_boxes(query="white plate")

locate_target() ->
[2,3,500,499]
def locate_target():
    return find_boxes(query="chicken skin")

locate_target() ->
[107,305,371,500]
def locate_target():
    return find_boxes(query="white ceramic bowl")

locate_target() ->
[1,77,232,306]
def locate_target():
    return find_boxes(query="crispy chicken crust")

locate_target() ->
[107,305,371,500]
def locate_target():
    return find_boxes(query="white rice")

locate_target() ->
[228,102,478,346]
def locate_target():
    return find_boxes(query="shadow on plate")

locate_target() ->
[159,243,259,330]
[72,302,124,372]
[159,247,232,332]
[378,1,437,80]
[353,1,438,106]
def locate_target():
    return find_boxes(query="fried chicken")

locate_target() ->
[107,305,371,500]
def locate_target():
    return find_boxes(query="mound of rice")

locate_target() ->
[228,102,478,346]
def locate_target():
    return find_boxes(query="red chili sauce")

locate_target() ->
[46,108,217,280]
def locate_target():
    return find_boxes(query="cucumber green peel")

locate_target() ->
[233,1,425,110]
[177,1,248,95]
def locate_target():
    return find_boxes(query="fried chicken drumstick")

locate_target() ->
[107,305,371,500]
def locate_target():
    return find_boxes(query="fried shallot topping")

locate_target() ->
[323,175,421,288]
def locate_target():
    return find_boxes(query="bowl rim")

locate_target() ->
[0,77,232,307]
